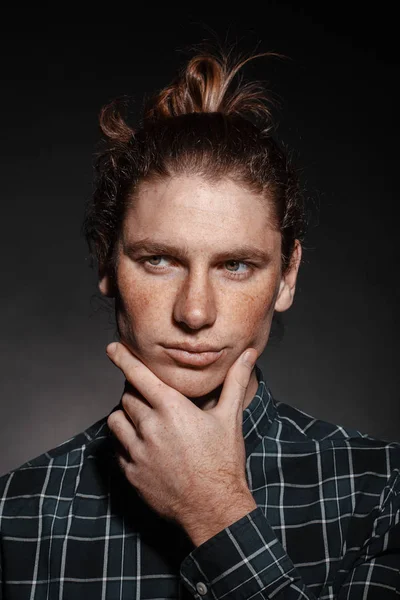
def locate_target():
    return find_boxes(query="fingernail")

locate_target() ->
[242,349,256,367]
[106,342,118,355]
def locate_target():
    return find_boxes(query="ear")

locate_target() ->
[98,268,116,298]
[274,240,302,313]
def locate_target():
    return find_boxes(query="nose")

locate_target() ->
[173,269,217,330]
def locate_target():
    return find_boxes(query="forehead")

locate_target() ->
[123,175,280,253]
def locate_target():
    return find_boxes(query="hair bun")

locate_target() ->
[145,52,277,129]
[97,51,280,144]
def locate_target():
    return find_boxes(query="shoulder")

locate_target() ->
[0,415,111,514]
[275,399,397,445]
[273,400,400,479]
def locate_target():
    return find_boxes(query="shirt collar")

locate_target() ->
[242,364,277,457]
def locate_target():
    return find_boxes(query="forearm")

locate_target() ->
[182,493,258,547]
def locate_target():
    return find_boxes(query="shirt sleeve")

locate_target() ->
[180,503,400,599]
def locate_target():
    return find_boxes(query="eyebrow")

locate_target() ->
[123,238,271,263]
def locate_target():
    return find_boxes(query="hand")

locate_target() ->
[106,342,258,543]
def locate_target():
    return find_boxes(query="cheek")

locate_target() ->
[224,285,278,341]
[116,272,171,336]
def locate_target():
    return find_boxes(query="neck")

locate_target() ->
[190,367,258,411]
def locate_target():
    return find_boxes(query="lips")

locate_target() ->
[163,346,224,367]
[166,342,222,353]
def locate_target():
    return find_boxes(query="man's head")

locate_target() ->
[83,51,305,401]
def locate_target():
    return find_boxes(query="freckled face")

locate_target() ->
[101,176,297,401]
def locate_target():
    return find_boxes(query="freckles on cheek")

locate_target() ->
[116,272,170,336]
[231,287,277,340]
[118,273,145,309]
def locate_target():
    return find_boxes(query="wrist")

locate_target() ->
[181,492,257,547]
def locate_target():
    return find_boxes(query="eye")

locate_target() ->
[225,260,248,273]
[223,260,253,280]
[146,256,169,266]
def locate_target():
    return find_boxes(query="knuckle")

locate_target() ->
[107,411,127,442]
[161,391,179,410]
[237,376,248,391]
[166,402,178,413]
[233,369,248,390]
[121,393,131,411]
[138,414,154,436]
[107,411,118,431]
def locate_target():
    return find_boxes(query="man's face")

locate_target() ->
[100,175,300,400]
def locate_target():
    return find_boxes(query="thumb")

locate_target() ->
[216,348,258,418]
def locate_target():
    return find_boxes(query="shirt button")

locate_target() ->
[196,581,208,595]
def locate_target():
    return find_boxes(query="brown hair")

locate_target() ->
[83,50,306,277]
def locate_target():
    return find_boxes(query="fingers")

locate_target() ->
[107,342,174,409]
[107,409,141,458]
[236,349,258,389]
[216,348,257,417]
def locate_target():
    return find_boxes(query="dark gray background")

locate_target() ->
[1,4,399,476]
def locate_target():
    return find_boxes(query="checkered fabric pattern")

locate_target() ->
[1,365,399,599]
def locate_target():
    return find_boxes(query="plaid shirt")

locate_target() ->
[1,365,399,599]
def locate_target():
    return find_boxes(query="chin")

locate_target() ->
[152,363,226,399]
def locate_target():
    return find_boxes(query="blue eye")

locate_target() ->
[225,261,248,273]
[141,256,253,280]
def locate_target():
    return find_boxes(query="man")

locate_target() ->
[1,50,399,599]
